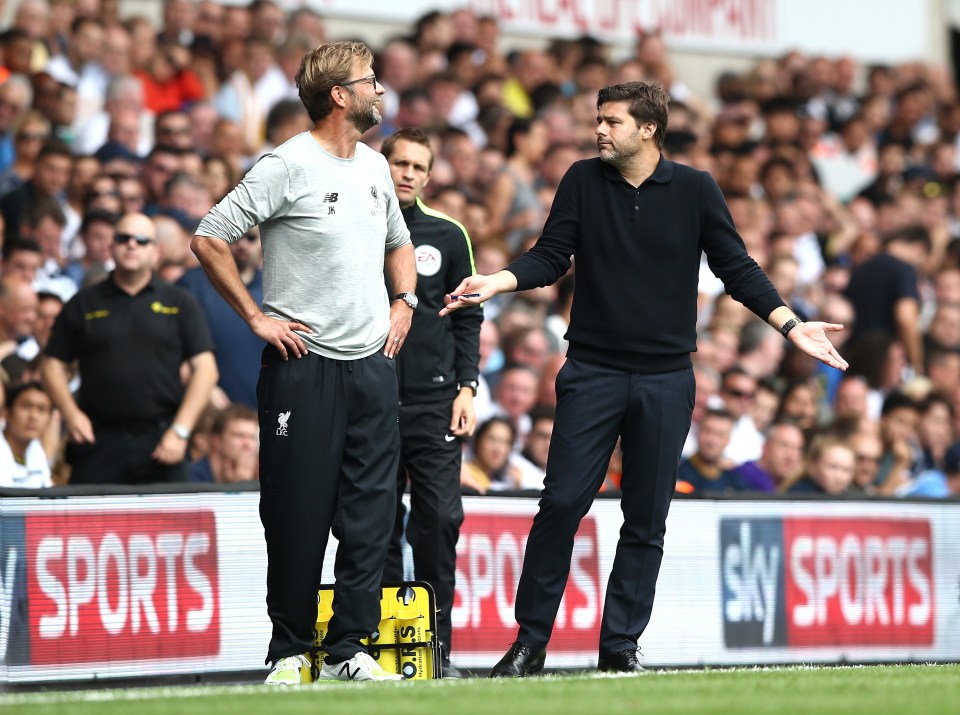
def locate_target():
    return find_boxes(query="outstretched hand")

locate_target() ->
[789,322,849,371]
[440,271,517,316]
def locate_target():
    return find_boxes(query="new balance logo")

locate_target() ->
[277,411,291,436]
[339,662,361,680]
[323,193,339,202]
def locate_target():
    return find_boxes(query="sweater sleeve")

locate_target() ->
[506,163,580,290]
[699,172,785,320]
[195,153,290,243]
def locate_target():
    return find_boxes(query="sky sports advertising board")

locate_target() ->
[1,493,957,681]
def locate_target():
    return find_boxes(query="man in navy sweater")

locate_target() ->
[442,81,848,676]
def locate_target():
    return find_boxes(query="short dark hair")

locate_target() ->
[474,416,517,447]
[211,404,258,436]
[381,127,434,170]
[883,224,931,252]
[721,365,753,388]
[596,81,670,150]
[265,99,307,144]
[2,238,43,261]
[37,138,73,163]
[881,390,919,417]
[24,197,66,229]
[505,117,538,158]
[702,407,735,423]
[80,209,118,235]
[527,404,556,426]
[36,290,63,305]
[5,381,48,410]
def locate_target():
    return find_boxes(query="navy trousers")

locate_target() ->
[513,358,695,656]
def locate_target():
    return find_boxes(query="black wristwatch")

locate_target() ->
[458,380,479,396]
[393,292,418,310]
[780,317,803,338]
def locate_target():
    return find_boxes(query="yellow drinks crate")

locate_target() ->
[312,581,442,680]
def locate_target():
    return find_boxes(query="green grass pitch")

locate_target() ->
[3,664,959,715]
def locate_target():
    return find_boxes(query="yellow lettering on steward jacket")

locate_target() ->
[151,301,180,315]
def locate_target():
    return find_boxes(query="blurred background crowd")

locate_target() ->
[0,0,959,498]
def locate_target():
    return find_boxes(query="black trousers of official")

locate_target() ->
[67,426,188,484]
[257,347,400,664]
[383,400,464,660]
[514,358,695,655]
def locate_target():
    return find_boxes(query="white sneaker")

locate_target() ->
[264,654,312,685]
[319,651,403,681]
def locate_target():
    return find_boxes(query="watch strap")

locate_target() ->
[458,380,479,396]
[780,317,802,338]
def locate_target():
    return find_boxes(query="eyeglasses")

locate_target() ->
[17,132,48,142]
[159,126,191,136]
[340,74,379,90]
[855,454,882,465]
[87,190,119,199]
[724,387,755,400]
[121,194,143,204]
[114,232,154,246]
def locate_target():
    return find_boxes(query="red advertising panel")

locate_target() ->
[452,512,600,653]
[25,511,220,664]
[783,518,933,647]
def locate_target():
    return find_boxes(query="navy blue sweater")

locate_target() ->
[507,157,785,373]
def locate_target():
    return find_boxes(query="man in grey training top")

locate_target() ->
[192,41,417,684]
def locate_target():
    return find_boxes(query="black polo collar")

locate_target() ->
[105,271,161,296]
[601,154,674,186]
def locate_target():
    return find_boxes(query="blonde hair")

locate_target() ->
[295,41,373,123]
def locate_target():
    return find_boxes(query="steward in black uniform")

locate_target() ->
[42,215,216,484]
[381,128,481,678]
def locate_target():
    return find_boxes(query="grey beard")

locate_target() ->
[599,149,626,169]
[349,104,381,134]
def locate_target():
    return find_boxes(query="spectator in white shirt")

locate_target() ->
[0,381,53,488]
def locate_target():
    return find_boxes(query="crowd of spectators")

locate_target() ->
[0,0,959,498]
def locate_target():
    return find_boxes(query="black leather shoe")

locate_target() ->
[598,648,644,673]
[489,642,546,678]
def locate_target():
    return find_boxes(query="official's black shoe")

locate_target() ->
[441,659,463,679]
[489,642,546,678]
[597,648,645,673]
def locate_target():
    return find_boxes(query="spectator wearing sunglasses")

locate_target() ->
[719,365,766,465]
[41,212,217,484]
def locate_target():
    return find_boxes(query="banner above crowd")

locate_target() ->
[310,0,933,63]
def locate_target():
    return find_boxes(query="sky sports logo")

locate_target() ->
[721,517,934,648]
